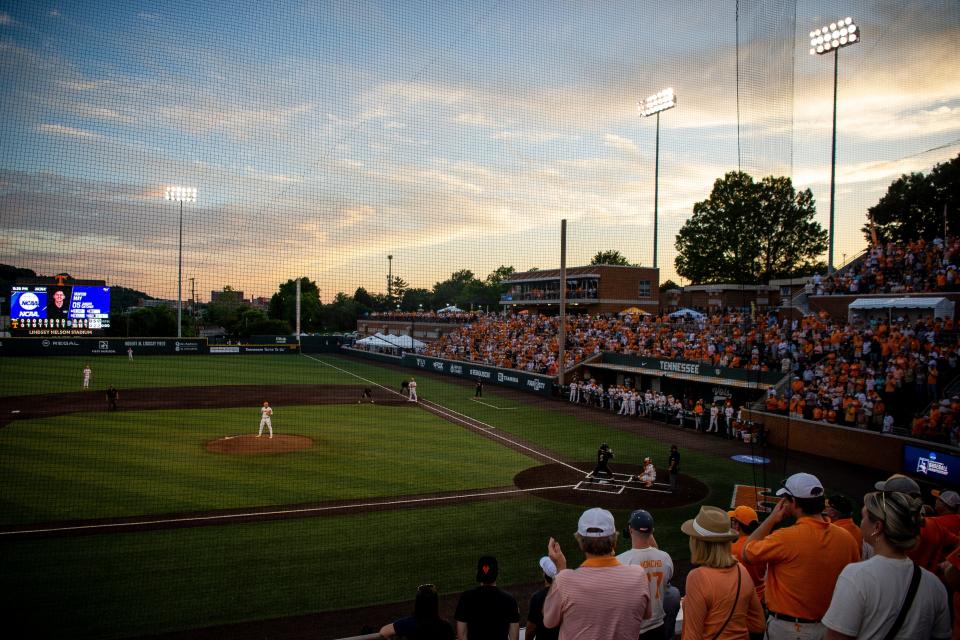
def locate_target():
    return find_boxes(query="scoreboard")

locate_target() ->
[10,285,111,335]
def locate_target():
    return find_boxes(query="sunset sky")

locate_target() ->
[1,0,958,301]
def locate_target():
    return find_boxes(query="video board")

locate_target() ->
[10,285,111,334]
[903,445,960,487]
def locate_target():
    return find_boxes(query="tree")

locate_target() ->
[590,250,632,266]
[388,276,408,306]
[675,171,827,284]
[863,153,960,243]
[268,277,322,331]
[206,286,247,330]
[432,270,477,309]
[659,279,680,292]
[401,288,432,311]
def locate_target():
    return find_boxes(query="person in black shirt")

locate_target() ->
[476,379,483,397]
[105,386,119,411]
[47,287,71,321]
[667,445,681,492]
[525,556,559,640]
[454,555,520,640]
[593,443,614,479]
[379,583,454,640]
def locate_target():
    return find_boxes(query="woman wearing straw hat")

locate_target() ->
[680,506,764,639]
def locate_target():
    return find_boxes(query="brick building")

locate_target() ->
[500,265,660,314]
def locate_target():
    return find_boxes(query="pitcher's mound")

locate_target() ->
[206,434,314,455]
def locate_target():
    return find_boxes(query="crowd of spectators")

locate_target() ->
[425,307,960,444]
[367,310,483,324]
[811,236,960,295]
[375,471,956,639]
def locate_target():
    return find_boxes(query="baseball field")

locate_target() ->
[0,353,768,639]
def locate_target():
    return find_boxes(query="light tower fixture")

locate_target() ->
[810,16,860,274]
[165,186,197,338]
[638,87,676,271]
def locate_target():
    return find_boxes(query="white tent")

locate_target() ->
[437,305,464,313]
[668,307,706,320]
[355,333,426,350]
[848,297,955,323]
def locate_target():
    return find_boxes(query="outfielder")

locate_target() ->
[408,377,418,402]
[257,401,273,438]
[82,364,92,390]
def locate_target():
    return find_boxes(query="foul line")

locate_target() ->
[0,484,575,537]
[469,398,519,410]
[301,354,584,474]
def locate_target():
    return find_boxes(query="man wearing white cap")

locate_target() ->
[742,472,859,639]
[543,508,652,640]
[617,510,673,640]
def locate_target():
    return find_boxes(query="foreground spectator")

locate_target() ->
[728,506,765,603]
[822,490,950,640]
[525,556,559,640]
[743,473,859,639]
[379,583,454,640]
[824,495,862,549]
[543,507,652,639]
[454,555,520,640]
[679,505,764,639]
[875,474,958,571]
[617,509,674,640]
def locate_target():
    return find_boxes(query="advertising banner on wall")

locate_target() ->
[401,354,553,396]
[0,338,209,356]
[598,353,783,387]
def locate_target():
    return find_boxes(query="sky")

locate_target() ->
[0,0,958,302]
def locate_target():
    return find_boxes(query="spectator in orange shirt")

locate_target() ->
[931,489,960,536]
[824,494,862,549]
[728,506,765,602]
[873,474,957,571]
[680,506,765,640]
[743,473,859,639]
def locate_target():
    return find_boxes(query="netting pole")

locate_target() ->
[558,219,567,390]
[296,278,301,341]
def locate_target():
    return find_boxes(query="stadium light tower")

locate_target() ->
[165,186,197,338]
[810,16,860,274]
[639,87,676,270]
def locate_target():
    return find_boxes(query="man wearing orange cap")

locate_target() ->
[729,506,765,602]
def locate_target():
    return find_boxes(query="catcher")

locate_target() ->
[637,456,656,487]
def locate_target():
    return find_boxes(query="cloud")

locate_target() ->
[603,133,639,156]
[37,123,102,139]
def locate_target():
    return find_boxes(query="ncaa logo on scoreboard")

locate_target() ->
[18,292,41,311]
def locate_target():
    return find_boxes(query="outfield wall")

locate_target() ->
[0,337,300,356]
[401,353,554,396]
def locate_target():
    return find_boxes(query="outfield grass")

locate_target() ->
[0,405,533,525]
[0,353,760,638]
[0,354,352,396]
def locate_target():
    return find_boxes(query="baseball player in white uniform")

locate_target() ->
[82,364,92,390]
[257,401,273,438]
[408,378,418,402]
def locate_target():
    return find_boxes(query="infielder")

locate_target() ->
[82,364,92,390]
[257,401,273,438]
[408,377,418,402]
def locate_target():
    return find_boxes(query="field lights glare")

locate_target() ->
[639,88,676,117]
[165,186,197,203]
[809,17,860,55]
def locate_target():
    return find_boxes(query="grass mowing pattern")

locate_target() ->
[0,405,533,525]
[0,355,352,396]
[0,498,589,639]
[0,353,763,638]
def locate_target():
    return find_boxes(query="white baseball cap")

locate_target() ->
[577,508,616,537]
[539,556,558,578]
[776,472,824,499]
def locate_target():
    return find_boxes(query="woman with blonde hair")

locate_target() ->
[823,490,950,639]
[681,506,764,639]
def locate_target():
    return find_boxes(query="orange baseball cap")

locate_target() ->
[727,505,759,526]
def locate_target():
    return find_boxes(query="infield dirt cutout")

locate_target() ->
[205,434,314,455]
